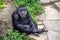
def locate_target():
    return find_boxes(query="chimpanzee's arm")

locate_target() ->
[12,13,31,30]
[28,15,37,27]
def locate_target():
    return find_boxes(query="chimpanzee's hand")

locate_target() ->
[23,25,30,29]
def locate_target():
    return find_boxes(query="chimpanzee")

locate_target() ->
[12,5,47,34]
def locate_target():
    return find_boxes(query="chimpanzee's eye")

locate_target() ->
[20,10,22,12]
[20,9,25,11]
[23,9,26,11]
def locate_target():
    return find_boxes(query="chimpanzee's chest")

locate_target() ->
[18,17,30,25]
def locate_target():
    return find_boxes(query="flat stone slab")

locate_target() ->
[54,2,60,9]
[36,13,46,21]
[28,32,47,40]
[51,0,59,2]
[47,31,60,40]
[44,21,60,32]
[40,0,50,3]
[44,6,60,20]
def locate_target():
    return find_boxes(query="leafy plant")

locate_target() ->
[3,29,35,40]
[14,0,44,22]
[0,0,6,11]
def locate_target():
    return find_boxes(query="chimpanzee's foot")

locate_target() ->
[41,28,48,32]
[37,28,48,34]
[33,33,40,37]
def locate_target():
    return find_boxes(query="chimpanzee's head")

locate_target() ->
[17,5,28,18]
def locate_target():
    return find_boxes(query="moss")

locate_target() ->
[0,0,6,11]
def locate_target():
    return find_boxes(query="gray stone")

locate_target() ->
[0,2,16,37]
[36,13,46,21]
[0,2,16,29]
[47,31,60,40]
[51,0,59,2]
[44,21,60,32]
[28,32,47,40]
[44,6,60,20]
[54,2,60,9]
[5,0,12,4]
[40,0,50,3]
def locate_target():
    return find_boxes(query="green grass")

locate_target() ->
[3,29,35,40]
[0,0,6,11]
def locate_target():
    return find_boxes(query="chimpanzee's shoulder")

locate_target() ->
[12,11,19,18]
[12,11,18,15]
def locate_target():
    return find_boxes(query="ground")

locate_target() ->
[29,2,60,40]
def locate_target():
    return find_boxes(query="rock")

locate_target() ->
[36,13,46,21]
[51,0,60,2]
[40,0,50,4]
[44,6,60,20]
[0,21,7,37]
[41,0,60,4]
[1,2,16,28]
[44,21,60,32]
[5,0,12,4]
[54,2,60,9]
[43,5,60,32]
[47,31,60,40]
[28,32,47,40]
[5,0,12,2]
[0,2,16,37]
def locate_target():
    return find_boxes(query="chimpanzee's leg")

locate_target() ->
[32,23,48,34]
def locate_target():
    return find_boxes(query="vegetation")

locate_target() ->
[14,0,44,22]
[0,0,6,11]
[3,29,35,40]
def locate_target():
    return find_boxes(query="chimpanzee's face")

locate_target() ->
[18,7,27,18]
